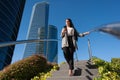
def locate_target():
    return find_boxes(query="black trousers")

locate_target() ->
[62,47,74,70]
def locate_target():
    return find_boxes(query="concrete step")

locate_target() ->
[47,75,96,80]
[59,60,97,70]
[51,69,98,76]
[47,60,98,80]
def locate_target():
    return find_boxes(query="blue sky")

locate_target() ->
[12,0,120,64]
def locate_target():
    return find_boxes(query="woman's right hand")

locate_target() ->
[63,28,67,33]
[61,28,67,38]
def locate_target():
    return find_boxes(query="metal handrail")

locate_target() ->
[0,38,93,62]
[0,39,60,47]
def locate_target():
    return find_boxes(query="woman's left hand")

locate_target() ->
[83,31,90,35]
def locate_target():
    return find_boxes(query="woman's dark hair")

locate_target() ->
[64,18,78,41]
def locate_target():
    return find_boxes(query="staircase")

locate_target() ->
[47,60,98,80]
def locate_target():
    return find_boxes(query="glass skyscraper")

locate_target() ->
[47,25,58,63]
[0,0,26,70]
[23,2,49,58]
[36,25,58,63]
[36,27,46,54]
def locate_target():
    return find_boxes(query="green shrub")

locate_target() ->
[0,54,47,80]
[111,58,120,70]
[92,56,106,67]
[31,62,59,80]
[93,57,120,80]
[111,58,120,75]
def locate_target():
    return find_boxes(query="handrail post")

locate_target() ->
[75,51,79,62]
[88,38,92,62]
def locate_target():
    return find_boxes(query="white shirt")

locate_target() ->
[67,27,74,36]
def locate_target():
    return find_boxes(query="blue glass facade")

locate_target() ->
[47,25,58,63]
[36,25,58,63]
[0,0,26,70]
[36,27,46,54]
[23,2,49,58]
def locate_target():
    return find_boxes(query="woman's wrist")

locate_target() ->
[83,32,90,35]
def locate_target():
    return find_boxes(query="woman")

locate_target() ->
[61,18,89,76]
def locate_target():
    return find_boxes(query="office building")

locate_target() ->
[36,27,46,54]
[0,0,26,70]
[23,2,49,58]
[47,25,58,63]
[36,25,58,63]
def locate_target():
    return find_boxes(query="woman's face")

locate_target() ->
[66,19,70,26]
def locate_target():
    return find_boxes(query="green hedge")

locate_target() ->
[92,56,106,67]
[111,58,120,75]
[0,54,53,80]
[92,57,120,80]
